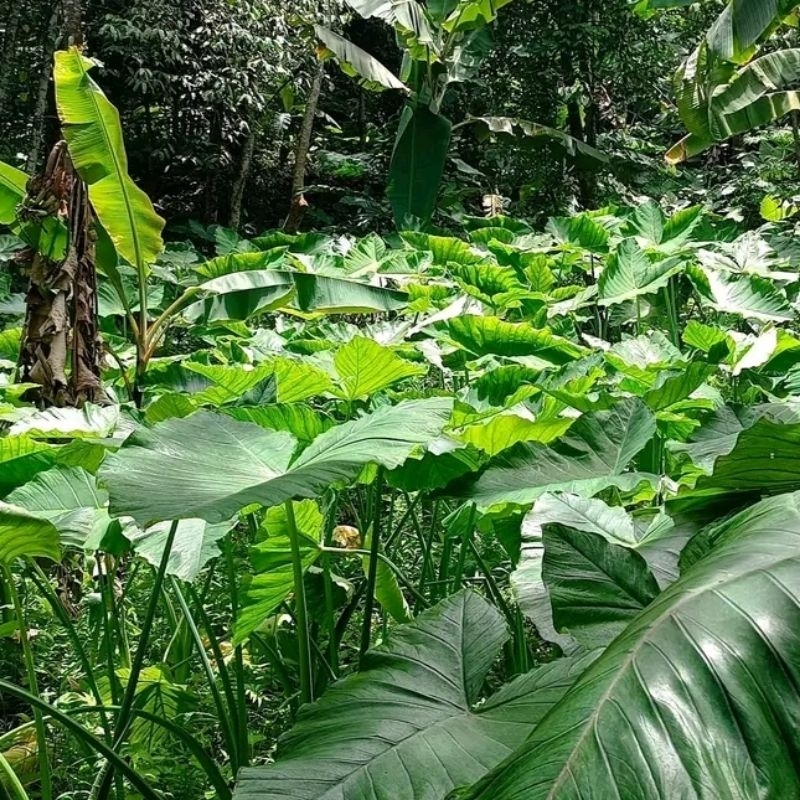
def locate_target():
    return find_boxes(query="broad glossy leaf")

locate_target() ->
[0,436,57,495]
[102,399,452,525]
[462,490,800,800]
[9,404,122,439]
[689,264,792,321]
[0,503,60,563]
[449,398,657,509]
[5,466,109,550]
[184,270,408,323]
[447,316,587,365]
[598,239,683,306]
[223,405,332,446]
[334,336,424,400]
[543,525,661,648]
[124,518,235,582]
[234,591,598,800]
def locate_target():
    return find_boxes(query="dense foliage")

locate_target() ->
[4,1,800,799]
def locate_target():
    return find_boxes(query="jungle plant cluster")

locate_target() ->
[5,1,800,799]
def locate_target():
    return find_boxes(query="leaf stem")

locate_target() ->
[285,500,314,705]
[2,565,52,800]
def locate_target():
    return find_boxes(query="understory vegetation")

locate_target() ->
[4,0,800,798]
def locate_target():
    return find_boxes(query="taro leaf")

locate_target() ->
[448,398,657,510]
[456,413,572,456]
[101,399,452,526]
[598,239,683,306]
[447,316,587,365]
[333,336,425,400]
[124,518,236,582]
[0,436,58,496]
[641,361,713,410]
[689,264,793,321]
[461,490,800,800]
[5,466,109,550]
[233,591,599,800]
[186,364,277,406]
[9,404,122,439]
[0,503,60,563]
[223,405,333,447]
[236,500,323,644]
[543,524,661,648]
[512,493,641,651]
[684,415,800,500]
[546,213,609,252]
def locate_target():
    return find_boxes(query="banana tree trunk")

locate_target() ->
[18,143,105,407]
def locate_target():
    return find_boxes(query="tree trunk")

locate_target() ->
[283,64,324,234]
[18,0,105,408]
[229,121,256,230]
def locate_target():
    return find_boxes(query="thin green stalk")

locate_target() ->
[285,499,313,705]
[186,585,242,746]
[663,280,680,349]
[97,520,180,800]
[359,471,384,664]
[0,734,31,800]
[323,547,428,607]
[2,565,51,800]
[415,500,440,611]
[452,504,477,591]
[224,541,250,766]
[170,577,240,772]
[0,681,161,800]
[27,565,113,743]
[321,491,341,676]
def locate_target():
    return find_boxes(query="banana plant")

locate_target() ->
[315,0,606,227]
[636,0,800,162]
[1,48,415,402]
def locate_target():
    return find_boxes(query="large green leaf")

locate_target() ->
[512,493,660,651]
[234,591,599,800]
[543,525,661,648]
[124,518,235,582]
[0,437,57,495]
[54,48,165,272]
[333,336,425,400]
[598,239,683,306]
[388,103,452,227]
[183,270,408,323]
[101,399,452,525]
[0,503,60,563]
[0,162,26,225]
[5,466,109,550]
[462,490,800,799]
[467,116,608,169]
[689,264,793,321]
[449,398,657,510]
[447,316,587,365]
